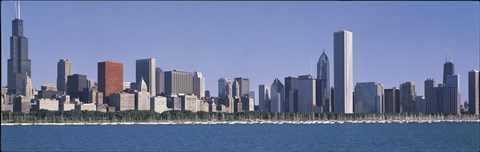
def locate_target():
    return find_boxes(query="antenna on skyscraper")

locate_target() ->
[18,0,21,19]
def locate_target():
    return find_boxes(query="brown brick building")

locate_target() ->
[98,61,123,105]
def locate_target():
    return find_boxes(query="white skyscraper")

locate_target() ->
[193,71,205,99]
[136,58,156,96]
[334,30,353,113]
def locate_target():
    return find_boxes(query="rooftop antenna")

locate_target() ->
[15,0,21,19]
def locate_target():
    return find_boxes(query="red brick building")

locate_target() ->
[98,61,123,104]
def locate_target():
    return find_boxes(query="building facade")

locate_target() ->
[66,74,88,101]
[135,78,151,111]
[384,87,400,113]
[317,51,331,113]
[193,71,206,98]
[234,77,250,98]
[136,58,156,96]
[285,76,298,113]
[270,79,285,112]
[164,70,194,96]
[155,67,165,95]
[98,61,123,104]
[297,75,316,112]
[333,30,353,113]
[258,84,271,112]
[400,82,416,113]
[8,15,31,95]
[468,70,479,114]
[354,82,384,114]
[57,59,72,93]
[109,93,135,111]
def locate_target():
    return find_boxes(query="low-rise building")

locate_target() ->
[37,99,59,111]
[13,95,30,113]
[75,103,96,111]
[60,102,75,111]
[180,94,198,112]
[110,93,135,112]
[151,96,169,114]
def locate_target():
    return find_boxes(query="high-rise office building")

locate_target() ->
[333,30,353,113]
[66,74,88,101]
[218,78,232,99]
[98,61,123,104]
[232,80,240,99]
[285,76,298,112]
[270,79,285,112]
[445,75,460,115]
[468,70,479,114]
[354,82,384,114]
[443,61,455,84]
[317,51,331,113]
[57,59,72,93]
[8,7,31,95]
[155,67,165,95]
[164,70,194,96]
[234,77,250,97]
[384,87,400,113]
[424,78,436,114]
[400,82,416,113]
[136,58,156,96]
[297,75,316,112]
[23,75,32,100]
[258,84,271,112]
[193,71,205,98]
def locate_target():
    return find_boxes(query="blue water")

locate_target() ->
[2,123,479,151]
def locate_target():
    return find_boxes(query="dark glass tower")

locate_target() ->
[443,61,454,84]
[8,16,31,95]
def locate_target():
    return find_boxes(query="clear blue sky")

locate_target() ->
[2,2,479,105]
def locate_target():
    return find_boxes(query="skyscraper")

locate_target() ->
[98,61,123,104]
[354,82,384,114]
[445,75,460,115]
[8,5,31,95]
[400,82,416,113]
[333,30,353,113]
[232,80,240,99]
[234,77,250,97]
[297,75,316,112]
[193,71,205,98]
[164,70,193,96]
[285,76,298,113]
[66,74,88,101]
[57,59,72,93]
[424,78,436,114]
[155,67,164,95]
[317,51,331,113]
[135,78,150,111]
[443,60,455,84]
[218,78,232,99]
[136,58,156,96]
[258,84,271,112]
[270,79,285,112]
[468,70,479,114]
[384,87,400,113]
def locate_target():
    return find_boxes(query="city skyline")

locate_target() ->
[1,2,479,105]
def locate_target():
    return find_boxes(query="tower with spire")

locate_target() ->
[8,0,31,95]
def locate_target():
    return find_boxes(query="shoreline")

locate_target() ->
[2,119,479,126]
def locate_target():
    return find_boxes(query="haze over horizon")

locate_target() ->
[1,2,479,104]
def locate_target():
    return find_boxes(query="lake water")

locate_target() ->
[2,123,479,151]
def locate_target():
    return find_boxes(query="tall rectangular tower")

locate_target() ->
[468,70,479,114]
[155,67,164,95]
[333,30,353,113]
[234,77,250,97]
[98,61,123,104]
[136,58,156,96]
[57,59,72,93]
[164,70,194,96]
[8,17,31,95]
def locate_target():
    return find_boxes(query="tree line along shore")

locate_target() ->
[1,110,479,124]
